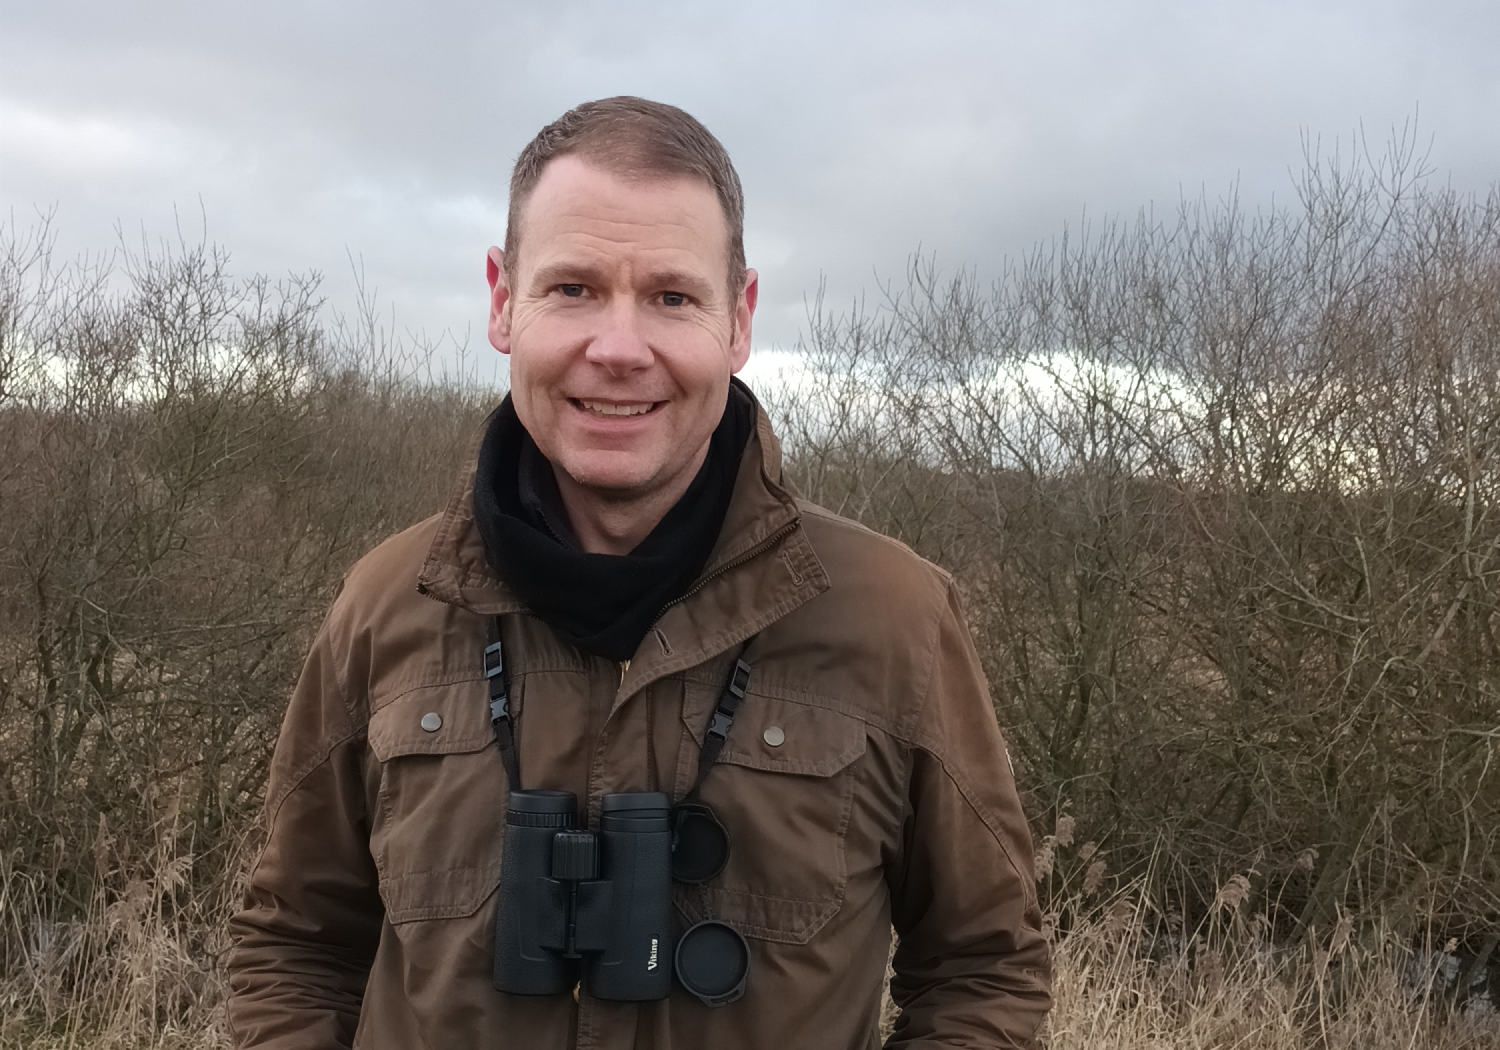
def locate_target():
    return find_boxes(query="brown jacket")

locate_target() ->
[227,406,1051,1049]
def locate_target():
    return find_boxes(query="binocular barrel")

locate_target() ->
[585,793,674,1001]
[492,790,675,1002]
[493,790,578,995]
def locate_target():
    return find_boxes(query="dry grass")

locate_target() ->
[0,821,253,1050]
[1041,894,1498,1049]
[5,854,1493,1049]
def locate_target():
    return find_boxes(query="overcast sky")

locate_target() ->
[4,0,1498,383]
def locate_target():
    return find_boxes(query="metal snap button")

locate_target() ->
[420,712,443,732]
[762,726,785,747]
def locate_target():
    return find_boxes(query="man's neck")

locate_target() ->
[552,443,712,556]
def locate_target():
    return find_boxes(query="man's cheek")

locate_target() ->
[514,306,580,350]
[683,310,734,342]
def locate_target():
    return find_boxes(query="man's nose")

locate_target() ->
[584,298,653,373]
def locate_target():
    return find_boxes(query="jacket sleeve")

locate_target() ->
[226,616,384,1050]
[885,580,1052,1049]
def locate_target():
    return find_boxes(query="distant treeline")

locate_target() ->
[1,132,1496,1030]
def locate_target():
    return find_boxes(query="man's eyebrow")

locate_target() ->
[638,270,719,300]
[528,261,606,290]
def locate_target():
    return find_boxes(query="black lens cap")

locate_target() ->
[674,920,748,1007]
[670,803,730,884]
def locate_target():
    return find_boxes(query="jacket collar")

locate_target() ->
[417,390,830,682]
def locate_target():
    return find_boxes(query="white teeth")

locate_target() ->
[579,400,653,417]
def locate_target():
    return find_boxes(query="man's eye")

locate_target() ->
[661,292,687,307]
[559,284,585,297]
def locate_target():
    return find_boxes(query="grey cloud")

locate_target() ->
[3,0,1497,372]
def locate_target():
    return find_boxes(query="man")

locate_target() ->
[228,97,1051,1049]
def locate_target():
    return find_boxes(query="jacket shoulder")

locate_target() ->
[759,500,968,740]
[330,512,446,624]
[312,512,467,712]
[795,498,953,598]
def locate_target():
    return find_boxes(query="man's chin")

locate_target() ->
[550,436,713,508]
[553,455,663,503]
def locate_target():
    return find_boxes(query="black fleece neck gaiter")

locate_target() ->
[472,382,755,661]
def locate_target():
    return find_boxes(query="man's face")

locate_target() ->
[487,156,757,503]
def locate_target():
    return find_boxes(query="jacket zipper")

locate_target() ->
[615,520,799,701]
[651,518,801,627]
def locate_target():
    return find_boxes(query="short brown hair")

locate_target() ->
[505,97,746,294]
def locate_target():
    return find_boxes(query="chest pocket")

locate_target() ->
[679,693,867,945]
[366,678,506,924]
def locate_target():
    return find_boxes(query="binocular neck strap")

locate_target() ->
[485,618,522,792]
[684,644,755,802]
[482,619,755,800]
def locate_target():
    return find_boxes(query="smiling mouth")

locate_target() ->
[572,399,659,417]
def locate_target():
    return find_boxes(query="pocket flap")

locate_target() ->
[368,679,495,761]
[713,696,866,778]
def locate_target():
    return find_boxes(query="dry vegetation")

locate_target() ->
[3,134,1497,1046]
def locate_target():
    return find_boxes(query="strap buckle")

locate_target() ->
[483,641,504,678]
[484,639,510,724]
[706,659,752,740]
[727,658,750,698]
[707,709,733,739]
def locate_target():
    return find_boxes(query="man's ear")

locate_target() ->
[486,246,512,355]
[729,268,758,373]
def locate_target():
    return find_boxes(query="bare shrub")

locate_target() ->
[770,129,1500,960]
[0,217,493,1041]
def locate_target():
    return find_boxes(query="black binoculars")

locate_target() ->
[493,789,748,1006]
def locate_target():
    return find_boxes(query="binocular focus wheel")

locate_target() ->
[674,920,749,1007]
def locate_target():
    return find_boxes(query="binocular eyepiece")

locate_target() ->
[493,789,747,1006]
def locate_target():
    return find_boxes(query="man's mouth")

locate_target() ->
[572,399,658,418]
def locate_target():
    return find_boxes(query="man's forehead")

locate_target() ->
[522,157,722,227]
[510,157,731,269]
